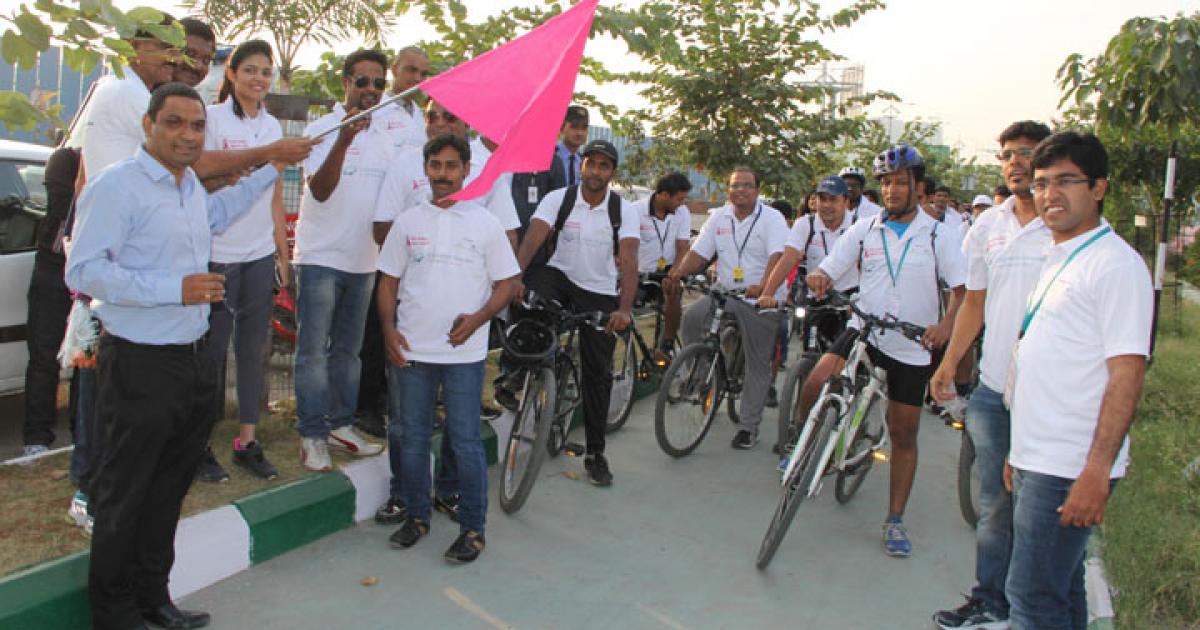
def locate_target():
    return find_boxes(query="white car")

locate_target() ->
[0,138,52,395]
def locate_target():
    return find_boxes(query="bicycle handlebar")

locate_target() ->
[520,290,608,331]
[823,289,926,344]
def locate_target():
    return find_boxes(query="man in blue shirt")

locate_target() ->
[554,104,589,188]
[66,82,287,630]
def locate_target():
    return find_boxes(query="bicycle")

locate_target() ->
[756,289,926,569]
[606,272,679,433]
[494,291,607,514]
[654,278,776,457]
[774,287,851,454]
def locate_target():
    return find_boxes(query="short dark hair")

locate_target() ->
[342,49,388,77]
[133,12,176,41]
[1031,131,1109,213]
[655,172,693,196]
[180,17,215,44]
[993,184,1011,198]
[768,199,795,221]
[730,165,759,188]
[998,120,1052,146]
[146,82,204,121]
[935,185,952,195]
[423,133,470,164]
[923,178,937,196]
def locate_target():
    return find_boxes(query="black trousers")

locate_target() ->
[524,266,618,455]
[357,272,387,414]
[22,253,73,446]
[88,335,217,630]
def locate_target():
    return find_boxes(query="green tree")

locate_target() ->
[182,0,406,90]
[0,1,182,132]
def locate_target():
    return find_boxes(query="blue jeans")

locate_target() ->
[966,385,1012,615]
[386,364,456,501]
[71,367,96,486]
[395,360,487,534]
[293,265,373,439]
[1006,468,1118,630]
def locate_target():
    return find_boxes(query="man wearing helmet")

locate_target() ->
[840,165,883,223]
[807,145,967,557]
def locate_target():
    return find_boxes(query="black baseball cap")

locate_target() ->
[564,104,589,126]
[580,139,618,166]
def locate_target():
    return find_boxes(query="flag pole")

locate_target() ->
[1149,141,1178,359]
[311,85,422,140]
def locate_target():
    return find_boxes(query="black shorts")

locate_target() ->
[636,268,671,308]
[826,329,931,408]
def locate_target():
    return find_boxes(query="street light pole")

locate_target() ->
[1150,141,1178,358]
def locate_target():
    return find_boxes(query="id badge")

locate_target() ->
[1002,340,1019,410]
[527,186,539,205]
[657,257,668,271]
[732,266,745,282]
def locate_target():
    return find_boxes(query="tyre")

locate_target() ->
[654,344,724,458]
[548,343,581,458]
[498,368,556,514]
[775,354,819,454]
[605,330,637,433]
[958,430,979,528]
[834,392,884,504]
[756,399,837,570]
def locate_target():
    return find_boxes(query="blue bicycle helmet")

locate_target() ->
[872,144,925,181]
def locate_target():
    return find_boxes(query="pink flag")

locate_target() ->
[417,0,599,201]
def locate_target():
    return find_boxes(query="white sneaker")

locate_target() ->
[327,426,383,456]
[23,444,49,458]
[66,491,88,528]
[300,437,333,471]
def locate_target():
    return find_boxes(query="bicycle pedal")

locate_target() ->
[563,442,586,457]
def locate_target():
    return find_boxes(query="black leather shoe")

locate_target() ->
[141,603,211,629]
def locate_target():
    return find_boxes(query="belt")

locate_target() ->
[102,332,208,355]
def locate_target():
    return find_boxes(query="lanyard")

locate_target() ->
[880,224,914,287]
[650,210,671,256]
[728,204,763,268]
[1019,226,1110,337]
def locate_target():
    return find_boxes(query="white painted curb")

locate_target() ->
[341,454,392,523]
[169,505,251,600]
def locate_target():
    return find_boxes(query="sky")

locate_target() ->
[89,0,1197,158]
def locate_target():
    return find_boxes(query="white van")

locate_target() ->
[0,138,53,395]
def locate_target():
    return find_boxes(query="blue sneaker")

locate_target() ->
[882,518,912,557]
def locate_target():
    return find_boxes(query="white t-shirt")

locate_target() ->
[819,208,967,365]
[373,146,519,231]
[1010,223,1152,479]
[531,187,640,296]
[204,100,284,263]
[73,73,152,178]
[848,197,882,224]
[377,199,520,364]
[785,213,856,293]
[633,196,691,273]
[690,202,789,301]
[962,197,1052,390]
[294,104,397,274]
[378,99,426,151]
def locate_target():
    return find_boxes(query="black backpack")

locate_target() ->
[531,185,623,267]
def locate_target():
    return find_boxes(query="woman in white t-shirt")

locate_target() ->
[200,39,289,480]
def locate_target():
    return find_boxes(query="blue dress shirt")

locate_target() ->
[555,142,580,187]
[66,147,279,344]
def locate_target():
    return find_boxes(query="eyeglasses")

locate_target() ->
[426,110,458,123]
[352,75,387,90]
[996,148,1034,162]
[729,182,757,190]
[1031,175,1092,193]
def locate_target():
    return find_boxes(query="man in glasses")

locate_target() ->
[291,49,396,472]
[807,145,966,557]
[381,46,430,151]
[929,120,1052,630]
[171,18,215,88]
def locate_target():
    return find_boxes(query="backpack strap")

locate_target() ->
[803,214,817,261]
[555,185,578,233]
[607,190,622,257]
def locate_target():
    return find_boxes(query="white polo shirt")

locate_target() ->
[204,100,284,263]
[633,196,691,273]
[532,187,641,296]
[690,202,789,301]
[785,212,856,293]
[1010,223,1152,479]
[373,146,519,231]
[962,197,1052,391]
[819,208,967,365]
[294,104,397,274]
[73,73,152,177]
[848,197,882,224]
[378,99,426,151]
[377,199,520,364]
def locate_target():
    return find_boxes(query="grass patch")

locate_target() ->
[1104,296,1200,629]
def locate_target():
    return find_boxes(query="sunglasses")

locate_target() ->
[426,110,459,123]
[352,75,387,90]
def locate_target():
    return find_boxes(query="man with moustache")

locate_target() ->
[380,46,431,151]
[929,120,1053,630]
[66,82,290,630]
[840,165,882,223]
[172,18,216,88]
[293,49,394,471]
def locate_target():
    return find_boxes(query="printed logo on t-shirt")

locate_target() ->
[986,235,1009,253]
[222,138,249,150]
[862,247,884,260]
[407,234,431,262]
[715,227,733,236]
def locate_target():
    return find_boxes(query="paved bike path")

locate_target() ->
[182,398,975,629]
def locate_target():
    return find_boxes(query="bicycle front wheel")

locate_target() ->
[498,368,557,514]
[834,391,884,504]
[756,398,837,570]
[775,353,819,454]
[605,330,637,434]
[654,343,724,458]
[958,430,979,528]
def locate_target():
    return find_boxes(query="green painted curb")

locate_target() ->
[481,421,498,465]
[234,472,355,565]
[0,551,90,630]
